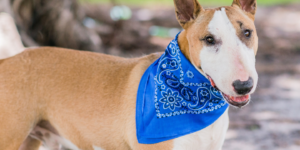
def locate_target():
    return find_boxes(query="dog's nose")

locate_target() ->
[232,77,253,95]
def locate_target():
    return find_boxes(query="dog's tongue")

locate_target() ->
[228,95,250,102]
[208,76,216,87]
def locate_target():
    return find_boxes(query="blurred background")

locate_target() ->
[0,0,300,149]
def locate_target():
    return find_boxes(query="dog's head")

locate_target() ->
[174,0,258,108]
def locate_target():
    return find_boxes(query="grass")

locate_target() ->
[80,0,300,6]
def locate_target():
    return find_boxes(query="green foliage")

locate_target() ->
[80,0,299,6]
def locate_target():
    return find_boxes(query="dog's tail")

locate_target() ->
[0,13,25,59]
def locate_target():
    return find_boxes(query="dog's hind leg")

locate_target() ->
[0,92,39,149]
[0,106,38,150]
[0,113,36,150]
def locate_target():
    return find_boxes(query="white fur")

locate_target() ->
[200,8,258,97]
[173,108,229,150]
[93,145,105,150]
[0,13,24,59]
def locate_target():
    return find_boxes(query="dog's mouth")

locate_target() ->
[207,75,250,108]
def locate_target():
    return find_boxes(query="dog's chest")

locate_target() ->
[172,109,229,150]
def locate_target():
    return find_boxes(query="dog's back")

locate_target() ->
[0,47,163,149]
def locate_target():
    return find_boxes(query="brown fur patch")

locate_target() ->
[177,5,258,70]
[173,0,204,28]
[232,0,257,20]
[225,6,257,50]
[177,9,216,68]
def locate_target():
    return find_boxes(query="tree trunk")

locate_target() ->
[0,0,102,52]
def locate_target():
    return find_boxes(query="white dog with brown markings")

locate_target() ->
[0,0,258,150]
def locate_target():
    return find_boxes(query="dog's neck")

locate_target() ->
[178,30,206,76]
[178,31,190,62]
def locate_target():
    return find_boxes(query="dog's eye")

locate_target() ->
[205,36,215,44]
[244,30,251,38]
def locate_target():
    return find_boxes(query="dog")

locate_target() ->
[0,0,258,149]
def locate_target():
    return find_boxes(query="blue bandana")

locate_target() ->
[136,32,229,144]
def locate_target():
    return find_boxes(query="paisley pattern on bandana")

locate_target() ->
[136,32,229,144]
[154,40,227,118]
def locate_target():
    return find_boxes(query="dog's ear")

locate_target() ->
[173,0,203,28]
[232,0,257,18]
